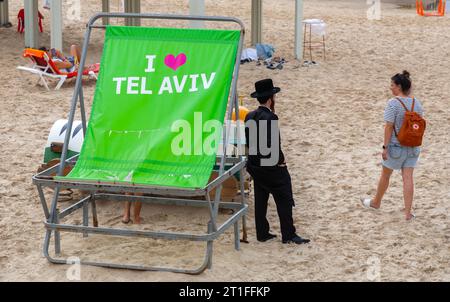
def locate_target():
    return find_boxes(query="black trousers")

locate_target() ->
[247,164,297,241]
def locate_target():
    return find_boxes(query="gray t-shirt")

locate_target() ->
[383,97,424,145]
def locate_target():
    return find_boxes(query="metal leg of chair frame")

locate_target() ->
[43,187,61,261]
[239,168,248,243]
[55,209,61,255]
[212,183,223,232]
[309,24,313,62]
[36,185,50,219]
[83,200,89,237]
[207,221,213,269]
[303,23,307,62]
[205,191,218,231]
[323,35,326,61]
[205,192,217,270]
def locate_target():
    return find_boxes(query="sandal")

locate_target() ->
[267,62,283,70]
[302,60,319,67]
[406,213,416,221]
[360,197,377,209]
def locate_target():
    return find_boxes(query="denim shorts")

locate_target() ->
[382,143,421,170]
[67,56,75,65]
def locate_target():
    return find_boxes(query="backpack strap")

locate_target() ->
[395,97,409,111]
[393,121,399,137]
[395,97,415,112]
[393,97,407,137]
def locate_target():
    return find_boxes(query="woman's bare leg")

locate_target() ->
[401,168,414,220]
[122,201,131,223]
[70,44,81,63]
[133,192,144,224]
[371,166,393,208]
[134,202,143,224]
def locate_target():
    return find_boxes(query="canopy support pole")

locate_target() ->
[50,0,63,51]
[189,0,205,28]
[295,0,304,60]
[0,0,12,27]
[251,0,262,46]
[24,0,39,48]
[102,0,109,25]
[124,0,140,26]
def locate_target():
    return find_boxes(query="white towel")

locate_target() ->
[303,19,326,36]
[241,48,258,61]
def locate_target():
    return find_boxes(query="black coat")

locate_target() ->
[244,106,285,167]
[244,106,294,206]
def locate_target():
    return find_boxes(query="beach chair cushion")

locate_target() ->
[63,26,240,189]
[22,48,48,68]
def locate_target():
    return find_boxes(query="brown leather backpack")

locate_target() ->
[394,97,426,147]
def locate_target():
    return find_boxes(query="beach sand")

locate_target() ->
[0,0,449,281]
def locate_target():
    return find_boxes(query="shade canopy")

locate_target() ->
[22,0,303,59]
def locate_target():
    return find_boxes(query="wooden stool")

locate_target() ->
[302,19,326,62]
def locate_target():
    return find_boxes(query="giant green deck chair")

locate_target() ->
[33,13,248,274]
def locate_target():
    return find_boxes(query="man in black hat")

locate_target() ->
[245,78,310,245]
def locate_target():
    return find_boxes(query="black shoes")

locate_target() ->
[257,233,277,242]
[258,233,311,244]
[282,235,310,245]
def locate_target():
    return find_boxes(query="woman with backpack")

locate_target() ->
[361,71,426,221]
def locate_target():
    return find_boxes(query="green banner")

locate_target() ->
[63,26,240,188]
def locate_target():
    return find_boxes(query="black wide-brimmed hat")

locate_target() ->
[250,78,281,98]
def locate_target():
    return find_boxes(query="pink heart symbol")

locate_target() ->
[164,53,187,71]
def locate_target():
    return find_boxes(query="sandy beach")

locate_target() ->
[0,0,449,281]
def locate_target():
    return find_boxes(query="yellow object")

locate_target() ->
[232,106,249,121]
[238,94,245,106]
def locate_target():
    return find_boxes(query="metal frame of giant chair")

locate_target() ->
[32,12,248,274]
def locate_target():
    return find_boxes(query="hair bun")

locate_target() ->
[402,70,410,79]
